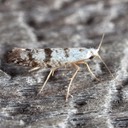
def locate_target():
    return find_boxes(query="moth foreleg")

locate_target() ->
[83,61,100,81]
[66,64,80,102]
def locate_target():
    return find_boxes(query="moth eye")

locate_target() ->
[26,49,31,51]
[89,56,94,59]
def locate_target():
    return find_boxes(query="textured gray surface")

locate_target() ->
[0,0,128,128]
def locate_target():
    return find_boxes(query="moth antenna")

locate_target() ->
[97,34,105,52]
[97,54,114,78]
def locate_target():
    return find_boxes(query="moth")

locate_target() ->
[7,34,113,101]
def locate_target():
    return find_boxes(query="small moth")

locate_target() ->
[7,34,113,101]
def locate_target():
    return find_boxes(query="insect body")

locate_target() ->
[7,48,98,68]
[7,34,113,101]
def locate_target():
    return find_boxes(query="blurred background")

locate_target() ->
[0,0,127,49]
[0,0,128,128]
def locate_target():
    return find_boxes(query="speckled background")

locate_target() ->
[0,0,128,128]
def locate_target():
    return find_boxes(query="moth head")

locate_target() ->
[88,48,99,59]
[89,34,114,78]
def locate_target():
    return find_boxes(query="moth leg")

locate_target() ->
[38,68,56,94]
[66,64,80,101]
[51,68,57,76]
[83,62,100,81]
[29,67,41,72]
